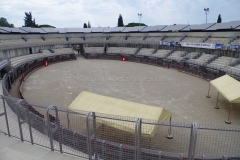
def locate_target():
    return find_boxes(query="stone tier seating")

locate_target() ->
[10,53,55,67]
[84,47,104,54]
[0,39,25,44]
[232,38,240,45]
[136,48,154,57]
[144,37,161,42]
[163,36,181,42]
[148,49,172,59]
[167,51,187,61]
[207,56,240,70]
[177,52,202,62]
[181,37,204,43]
[26,38,43,42]
[108,37,125,41]
[86,37,106,41]
[187,53,217,66]
[54,48,73,54]
[45,38,67,42]
[205,37,230,44]
[106,47,137,56]
[127,36,142,41]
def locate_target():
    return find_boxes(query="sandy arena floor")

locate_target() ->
[22,56,240,125]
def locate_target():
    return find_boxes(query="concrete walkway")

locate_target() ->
[0,134,85,160]
[0,79,86,160]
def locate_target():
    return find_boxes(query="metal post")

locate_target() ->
[0,96,10,136]
[188,123,197,160]
[206,83,211,98]
[135,118,139,160]
[86,112,93,160]
[46,105,62,152]
[16,100,24,141]
[192,123,198,159]
[214,92,220,109]
[27,105,34,144]
[166,116,173,139]
[225,104,233,124]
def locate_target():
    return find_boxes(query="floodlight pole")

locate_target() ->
[138,13,142,26]
[204,8,210,23]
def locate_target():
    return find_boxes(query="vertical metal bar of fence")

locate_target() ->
[86,111,93,160]
[188,123,198,160]
[192,123,198,159]
[135,118,142,160]
[46,105,62,153]
[0,96,10,136]
[26,104,34,145]
[16,99,24,141]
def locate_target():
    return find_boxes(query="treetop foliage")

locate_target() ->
[217,14,222,23]
[0,17,14,27]
[126,22,147,27]
[118,14,124,27]
[23,12,38,27]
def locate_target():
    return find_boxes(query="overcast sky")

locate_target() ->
[1,0,240,28]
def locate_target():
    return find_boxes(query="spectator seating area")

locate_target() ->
[0,39,25,44]
[84,47,104,54]
[86,37,106,41]
[148,49,172,59]
[106,47,137,56]
[181,37,204,43]
[187,53,217,66]
[167,51,187,61]
[177,52,202,62]
[45,38,67,42]
[144,37,161,41]
[108,36,125,41]
[54,48,73,54]
[205,37,230,44]
[207,56,240,70]
[232,38,240,44]
[163,36,182,42]
[10,53,54,68]
[127,36,142,41]
[26,38,44,42]
[136,48,154,56]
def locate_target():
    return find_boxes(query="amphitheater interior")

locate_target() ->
[0,21,240,160]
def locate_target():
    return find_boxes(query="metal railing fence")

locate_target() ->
[0,53,240,159]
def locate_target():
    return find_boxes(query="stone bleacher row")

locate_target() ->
[1,36,240,45]
[10,48,73,68]
[84,47,240,77]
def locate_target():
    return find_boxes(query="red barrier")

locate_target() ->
[178,65,180,71]
[44,61,48,67]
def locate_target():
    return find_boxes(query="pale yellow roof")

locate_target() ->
[210,75,240,103]
[68,91,171,137]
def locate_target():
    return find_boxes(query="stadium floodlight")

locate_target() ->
[138,13,142,26]
[204,8,210,23]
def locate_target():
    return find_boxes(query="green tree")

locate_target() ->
[217,14,222,23]
[23,12,38,27]
[0,17,14,27]
[83,23,87,28]
[126,22,147,27]
[87,21,91,28]
[118,14,124,27]
[38,24,55,28]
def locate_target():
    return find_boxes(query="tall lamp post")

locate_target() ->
[138,13,142,26]
[204,8,210,23]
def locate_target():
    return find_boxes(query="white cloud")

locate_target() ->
[0,0,239,27]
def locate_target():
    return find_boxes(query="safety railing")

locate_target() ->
[0,53,240,159]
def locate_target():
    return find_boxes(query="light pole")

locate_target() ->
[204,8,210,23]
[138,13,142,26]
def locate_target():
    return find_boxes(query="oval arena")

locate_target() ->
[0,24,240,159]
